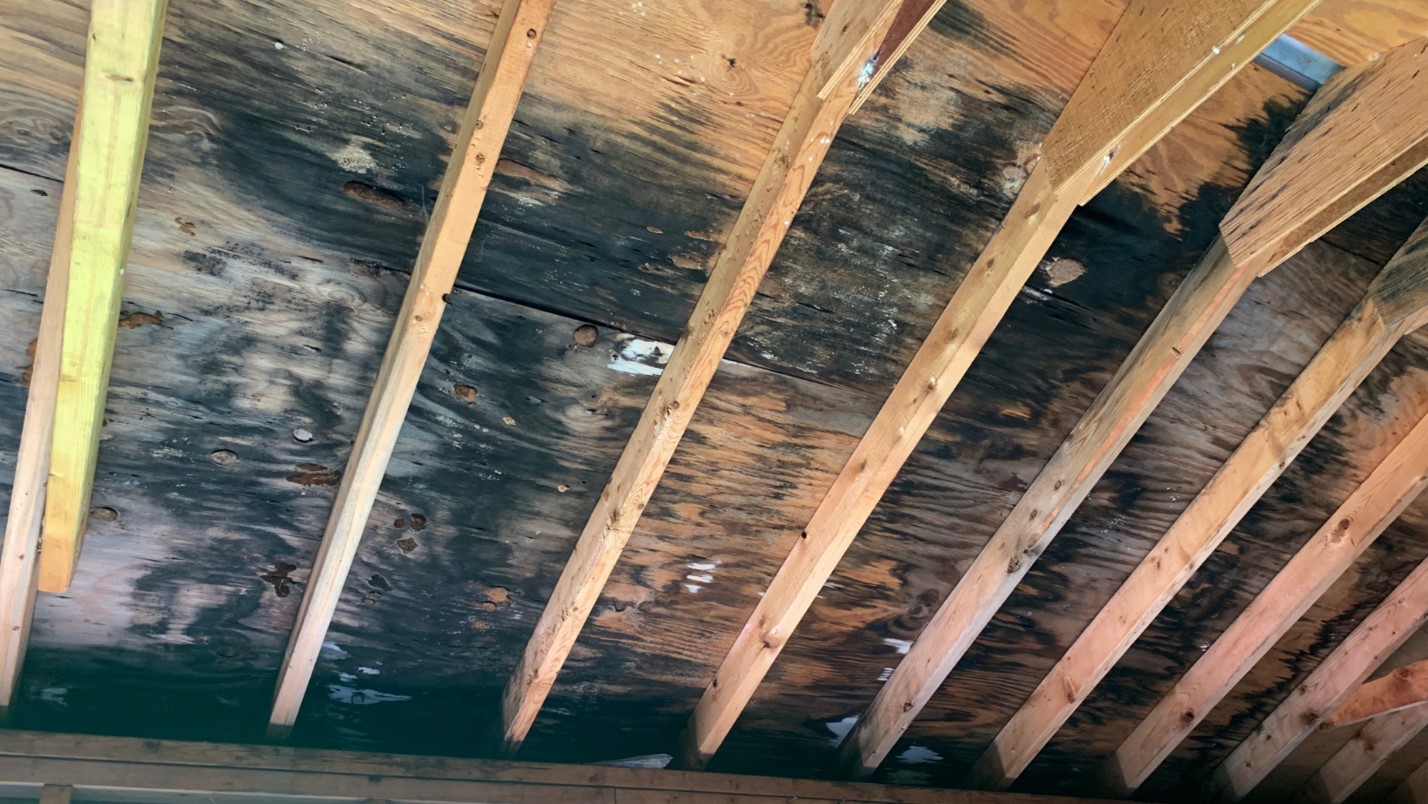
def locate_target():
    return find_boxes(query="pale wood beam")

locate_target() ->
[1211,558,1428,800]
[266,0,555,737]
[964,42,1428,787]
[1103,395,1428,794]
[36,0,169,594]
[0,730,1121,804]
[681,0,1319,773]
[38,784,72,804]
[977,254,1428,793]
[495,0,910,756]
[1322,658,1428,729]
[1299,703,1428,803]
[851,22,1428,787]
[847,0,940,115]
[1051,0,1326,204]
[0,111,81,720]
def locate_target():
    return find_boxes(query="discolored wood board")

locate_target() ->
[3,0,1427,799]
[0,0,1117,768]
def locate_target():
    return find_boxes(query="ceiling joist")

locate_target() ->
[266,0,556,737]
[496,0,912,756]
[0,112,82,721]
[678,0,1320,774]
[1104,383,1428,794]
[36,0,169,594]
[965,44,1428,789]
[1212,555,1428,800]
[1299,703,1428,803]
[1323,657,1428,729]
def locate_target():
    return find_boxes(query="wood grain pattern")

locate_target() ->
[1289,0,1428,66]
[266,0,556,738]
[499,0,903,756]
[957,59,1428,790]
[39,0,169,593]
[1045,0,1320,200]
[1104,402,1428,794]
[0,729,1121,804]
[1211,558,1428,800]
[1322,657,1428,728]
[0,110,80,720]
[684,0,1310,773]
[1299,703,1428,802]
[1221,35,1428,273]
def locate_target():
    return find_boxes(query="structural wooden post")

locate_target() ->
[0,110,82,720]
[1103,400,1428,795]
[37,0,169,594]
[1211,557,1428,800]
[1299,704,1428,803]
[853,27,1428,784]
[681,0,1322,773]
[266,0,556,737]
[1322,658,1428,729]
[495,0,913,756]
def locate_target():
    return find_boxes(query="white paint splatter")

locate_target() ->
[877,667,894,682]
[897,745,943,765]
[883,637,912,655]
[333,138,377,173]
[320,641,348,659]
[686,573,714,584]
[338,672,357,683]
[326,685,412,706]
[597,753,672,769]
[607,336,672,376]
[38,687,67,706]
[826,715,858,747]
[688,561,717,571]
[358,666,381,676]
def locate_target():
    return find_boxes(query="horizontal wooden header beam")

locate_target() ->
[0,730,1117,804]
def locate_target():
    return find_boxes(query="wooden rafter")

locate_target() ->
[267,0,556,736]
[1104,395,1428,794]
[965,45,1428,788]
[36,0,169,594]
[1323,658,1428,729]
[0,111,81,720]
[1211,558,1428,800]
[1299,703,1428,803]
[683,0,1320,773]
[496,0,911,756]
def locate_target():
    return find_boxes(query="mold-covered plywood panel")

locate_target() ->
[678,64,1314,785]
[0,0,821,748]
